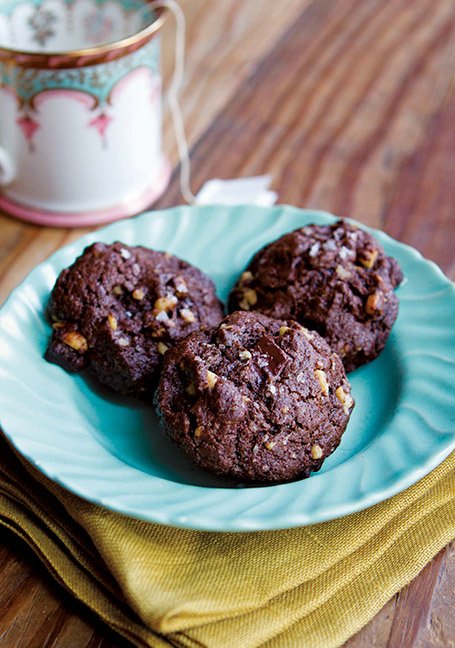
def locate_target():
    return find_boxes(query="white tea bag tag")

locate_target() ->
[195,175,278,206]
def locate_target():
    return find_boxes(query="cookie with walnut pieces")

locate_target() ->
[45,242,224,396]
[228,220,403,372]
[156,311,354,483]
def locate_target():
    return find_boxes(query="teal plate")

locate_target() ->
[1,206,454,531]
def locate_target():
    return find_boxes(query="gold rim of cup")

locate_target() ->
[0,2,167,69]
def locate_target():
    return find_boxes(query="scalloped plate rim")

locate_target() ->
[0,204,454,531]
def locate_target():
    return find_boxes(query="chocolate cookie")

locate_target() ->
[45,242,224,395]
[156,311,354,483]
[228,220,403,372]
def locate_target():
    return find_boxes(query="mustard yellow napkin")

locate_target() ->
[0,432,453,648]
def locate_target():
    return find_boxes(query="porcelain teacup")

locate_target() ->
[0,0,170,226]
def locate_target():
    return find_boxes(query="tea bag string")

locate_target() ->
[152,0,196,204]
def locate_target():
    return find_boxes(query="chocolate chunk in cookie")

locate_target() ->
[228,220,403,371]
[156,311,354,483]
[45,242,224,396]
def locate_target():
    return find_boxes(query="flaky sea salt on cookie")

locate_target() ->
[45,242,223,396]
[229,220,403,371]
[156,311,354,483]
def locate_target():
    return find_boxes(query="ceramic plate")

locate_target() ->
[1,206,454,531]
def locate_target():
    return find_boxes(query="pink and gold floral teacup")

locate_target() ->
[0,0,170,226]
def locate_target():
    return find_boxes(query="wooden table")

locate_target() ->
[1,0,454,645]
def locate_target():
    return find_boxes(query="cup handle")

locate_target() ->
[0,147,15,186]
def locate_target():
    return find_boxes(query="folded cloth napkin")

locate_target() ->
[0,432,453,648]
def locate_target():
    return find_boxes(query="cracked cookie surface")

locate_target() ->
[228,220,403,372]
[45,242,224,396]
[156,311,354,483]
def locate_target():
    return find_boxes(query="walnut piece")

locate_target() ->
[366,291,383,315]
[157,342,169,355]
[335,386,354,415]
[243,288,257,305]
[206,370,218,389]
[239,287,258,310]
[315,369,329,395]
[154,296,178,312]
[180,308,196,323]
[107,314,117,331]
[62,331,88,352]
[311,444,323,459]
[174,277,188,295]
[359,248,378,269]
[240,270,254,283]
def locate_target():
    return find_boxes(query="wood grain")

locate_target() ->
[0,0,454,646]
[160,0,309,164]
[0,530,131,648]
